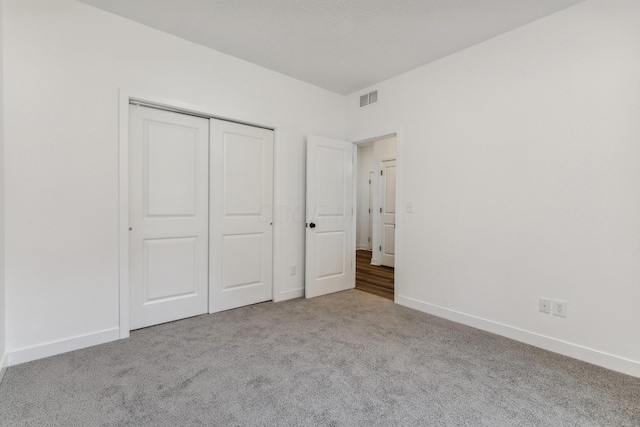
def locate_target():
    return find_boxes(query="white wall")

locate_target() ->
[373,137,396,163]
[4,0,345,363]
[0,0,7,381]
[356,145,373,250]
[347,0,640,377]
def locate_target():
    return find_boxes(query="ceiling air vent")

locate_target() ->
[359,90,378,107]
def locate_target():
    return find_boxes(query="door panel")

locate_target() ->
[368,171,374,250]
[223,135,264,215]
[146,124,199,216]
[383,225,395,256]
[316,231,346,278]
[145,237,198,301]
[380,159,396,267]
[129,105,209,330]
[305,135,354,298]
[316,147,346,216]
[222,234,263,289]
[210,120,274,312]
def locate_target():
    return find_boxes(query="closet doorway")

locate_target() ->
[128,104,274,330]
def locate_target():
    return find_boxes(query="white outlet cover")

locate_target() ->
[553,300,567,318]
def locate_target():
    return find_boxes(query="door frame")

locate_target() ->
[351,130,403,302]
[118,89,282,338]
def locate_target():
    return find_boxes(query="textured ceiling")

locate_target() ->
[79,0,585,95]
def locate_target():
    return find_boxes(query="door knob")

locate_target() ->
[309,223,316,229]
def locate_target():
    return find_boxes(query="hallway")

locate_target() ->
[355,250,394,300]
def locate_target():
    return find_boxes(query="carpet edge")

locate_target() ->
[397,294,640,378]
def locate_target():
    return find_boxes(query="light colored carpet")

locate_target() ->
[1,290,638,426]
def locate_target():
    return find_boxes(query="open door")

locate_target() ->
[380,159,396,267]
[305,135,355,298]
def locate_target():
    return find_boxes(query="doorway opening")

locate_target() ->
[355,135,396,300]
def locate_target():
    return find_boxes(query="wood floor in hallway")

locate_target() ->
[355,250,394,300]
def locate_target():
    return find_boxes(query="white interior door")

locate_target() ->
[380,159,396,267]
[305,135,354,298]
[368,171,374,251]
[209,119,274,312]
[129,105,209,330]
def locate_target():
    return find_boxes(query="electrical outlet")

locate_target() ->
[290,264,296,275]
[553,300,567,318]
[539,298,551,314]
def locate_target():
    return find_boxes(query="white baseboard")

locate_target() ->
[397,295,640,378]
[356,245,371,251]
[274,287,304,302]
[8,328,121,367]
[0,352,7,384]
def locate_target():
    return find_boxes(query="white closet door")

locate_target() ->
[305,135,354,298]
[380,159,396,267]
[129,105,210,330]
[209,120,274,313]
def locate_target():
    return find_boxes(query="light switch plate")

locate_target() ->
[407,202,414,213]
[539,298,551,314]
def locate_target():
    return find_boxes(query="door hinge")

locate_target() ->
[368,237,370,242]
[380,207,382,213]
[380,170,383,176]
[369,179,371,185]
[368,208,371,213]
[379,245,382,251]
